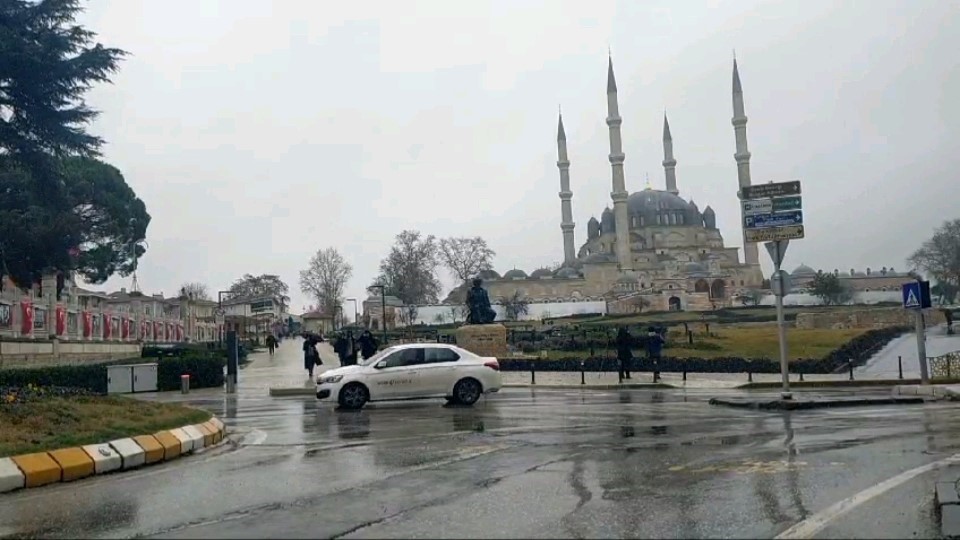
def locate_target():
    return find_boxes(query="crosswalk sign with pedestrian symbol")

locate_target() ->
[901,281,932,310]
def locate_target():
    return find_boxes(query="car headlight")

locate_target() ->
[319,375,343,384]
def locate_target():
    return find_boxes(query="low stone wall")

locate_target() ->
[795,307,946,330]
[455,324,508,358]
[0,340,142,369]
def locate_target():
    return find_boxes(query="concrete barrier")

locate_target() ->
[48,448,94,482]
[0,415,226,494]
[10,453,60,488]
[108,438,145,470]
[152,431,182,461]
[81,443,122,474]
[194,423,216,447]
[169,428,195,453]
[132,435,165,464]
[181,425,206,450]
[0,457,25,493]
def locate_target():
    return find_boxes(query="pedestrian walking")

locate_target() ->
[266,333,277,356]
[615,326,633,381]
[303,334,323,378]
[356,329,379,360]
[645,326,665,383]
[345,330,358,366]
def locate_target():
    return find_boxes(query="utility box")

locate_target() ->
[106,363,159,394]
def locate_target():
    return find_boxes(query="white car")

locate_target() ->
[316,343,502,410]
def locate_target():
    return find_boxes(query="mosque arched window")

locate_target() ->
[656,214,662,225]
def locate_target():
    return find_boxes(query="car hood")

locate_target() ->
[320,365,365,378]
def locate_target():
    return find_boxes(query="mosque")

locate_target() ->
[454,56,767,313]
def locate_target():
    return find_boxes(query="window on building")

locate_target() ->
[34,307,46,330]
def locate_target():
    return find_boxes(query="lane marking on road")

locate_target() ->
[775,452,960,539]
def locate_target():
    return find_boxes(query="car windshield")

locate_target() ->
[358,346,399,366]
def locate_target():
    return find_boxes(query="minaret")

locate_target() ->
[662,114,678,195]
[556,110,576,266]
[606,55,632,271]
[732,58,760,266]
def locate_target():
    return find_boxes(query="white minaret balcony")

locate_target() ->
[608,153,625,164]
[606,116,622,127]
[556,160,570,168]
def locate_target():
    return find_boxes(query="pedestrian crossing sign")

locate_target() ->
[901,281,932,310]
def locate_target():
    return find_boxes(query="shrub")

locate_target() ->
[157,355,225,391]
[0,364,110,393]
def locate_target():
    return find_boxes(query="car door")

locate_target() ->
[366,348,425,400]
[418,347,462,396]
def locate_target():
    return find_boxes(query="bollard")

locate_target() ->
[180,374,190,394]
[799,372,804,382]
[580,362,586,385]
[949,358,953,380]
[682,369,687,383]
[687,330,693,345]
[530,365,536,385]
[898,355,903,380]
[748,370,753,383]
[848,360,854,381]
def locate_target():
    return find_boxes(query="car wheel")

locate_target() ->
[452,378,482,406]
[338,383,369,410]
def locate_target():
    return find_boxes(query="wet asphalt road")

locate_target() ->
[0,341,957,539]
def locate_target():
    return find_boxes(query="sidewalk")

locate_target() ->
[235,338,341,396]
[894,384,960,400]
[501,371,905,389]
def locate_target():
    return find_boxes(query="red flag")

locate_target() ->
[83,311,92,337]
[103,313,112,339]
[55,305,66,336]
[20,300,33,334]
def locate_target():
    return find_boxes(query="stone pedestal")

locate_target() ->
[455,323,508,358]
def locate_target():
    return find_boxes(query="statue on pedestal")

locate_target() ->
[465,278,497,324]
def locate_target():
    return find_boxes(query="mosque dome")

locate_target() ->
[554,267,582,279]
[530,268,553,279]
[503,269,528,280]
[627,189,691,215]
[791,264,817,277]
[477,269,501,280]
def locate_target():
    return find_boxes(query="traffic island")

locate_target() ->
[0,385,227,494]
[708,396,926,410]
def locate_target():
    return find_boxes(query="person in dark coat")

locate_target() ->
[614,327,633,381]
[356,329,379,360]
[266,334,277,356]
[645,326,665,383]
[334,332,351,366]
[344,330,358,365]
[303,334,323,378]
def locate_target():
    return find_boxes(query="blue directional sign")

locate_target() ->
[901,281,932,310]
[744,210,804,229]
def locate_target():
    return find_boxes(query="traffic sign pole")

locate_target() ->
[765,240,791,400]
[916,311,929,384]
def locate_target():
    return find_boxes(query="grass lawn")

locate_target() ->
[546,304,890,328]
[0,394,211,458]
[545,324,868,360]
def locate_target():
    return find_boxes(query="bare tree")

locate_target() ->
[299,248,353,317]
[438,237,496,283]
[909,219,960,299]
[374,230,441,304]
[502,290,529,321]
[179,282,211,300]
[736,288,765,306]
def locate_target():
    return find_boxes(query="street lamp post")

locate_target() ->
[217,290,232,348]
[346,298,359,325]
[368,285,387,346]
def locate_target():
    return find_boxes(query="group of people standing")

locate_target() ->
[615,326,667,382]
[300,329,382,379]
[333,329,380,366]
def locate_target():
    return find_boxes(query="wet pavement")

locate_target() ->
[857,324,960,379]
[0,339,957,539]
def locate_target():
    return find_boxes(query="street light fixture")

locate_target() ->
[367,285,387,346]
[217,290,232,347]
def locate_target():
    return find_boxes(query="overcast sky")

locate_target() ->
[78,0,959,314]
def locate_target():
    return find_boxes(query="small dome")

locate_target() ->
[503,269,528,279]
[530,268,553,279]
[555,267,581,279]
[477,269,501,280]
[791,264,817,277]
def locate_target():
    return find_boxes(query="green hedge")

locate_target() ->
[0,353,225,394]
